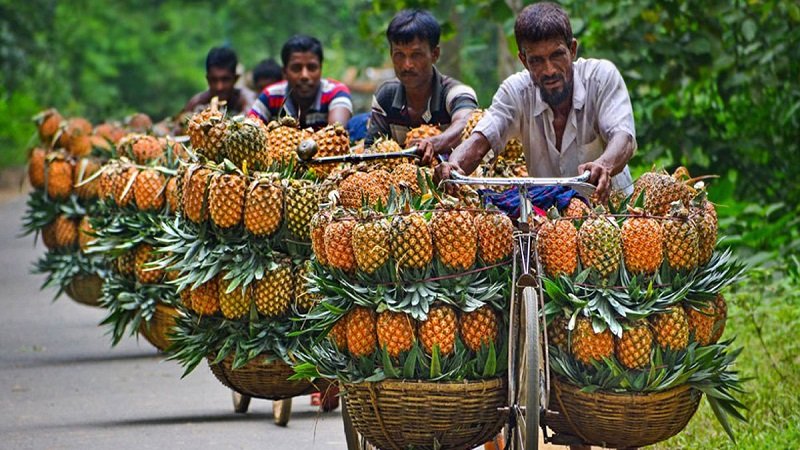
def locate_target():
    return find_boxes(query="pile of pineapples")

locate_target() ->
[21,109,130,303]
[539,168,747,436]
[463,109,528,180]
[86,134,184,347]
[294,159,516,383]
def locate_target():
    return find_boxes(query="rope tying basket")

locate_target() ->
[547,377,702,448]
[344,378,507,450]
[208,354,322,400]
[138,303,179,351]
[64,273,103,307]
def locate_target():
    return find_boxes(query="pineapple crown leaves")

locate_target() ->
[20,189,87,236]
[32,251,109,300]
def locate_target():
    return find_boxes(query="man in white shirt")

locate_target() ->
[435,1,636,203]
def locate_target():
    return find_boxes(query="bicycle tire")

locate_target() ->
[520,286,540,450]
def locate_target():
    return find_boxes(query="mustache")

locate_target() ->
[541,74,564,84]
[400,71,417,78]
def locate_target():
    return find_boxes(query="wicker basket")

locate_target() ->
[138,303,179,351]
[207,354,321,401]
[547,377,702,448]
[64,274,103,307]
[344,378,508,450]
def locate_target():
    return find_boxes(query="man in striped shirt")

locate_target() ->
[248,35,352,130]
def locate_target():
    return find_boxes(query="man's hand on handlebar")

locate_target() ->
[577,161,612,203]
[433,161,465,194]
[407,137,437,166]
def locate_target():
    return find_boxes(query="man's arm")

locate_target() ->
[433,131,492,186]
[328,107,352,127]
[411,107,473,165]
[578,131,634,202]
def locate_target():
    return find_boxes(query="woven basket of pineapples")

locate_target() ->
[22,110,114,307]
[160,106,342,399]
[537,168,747,447]
[85,136,184,351]
[292,167,517,450]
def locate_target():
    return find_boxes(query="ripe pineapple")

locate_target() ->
[562,197,590,219]
[183,167,212,223]
[28,148,47,189]
[93,122,125,144]
[191,276,221,316]
[115,251,136,277]
[502,138,524,161]
[650,306,689,351]
[352,217,390,274]
[243,176,284,236]
[547,315,570,352]
[98,164,118,201]
[219,274,250,320]
[208,171,246,228]
[134,243,164,284]
[46,154,74,200]
[324,218,357,272]
[285,179,317,240]
[460,306,499,352]
[41,221,58,249]
[634,169,694,217]
[329,317,348,350]
[165,176,179,214]
[294,260,320,312]
[187,102,227,162]
[111,166,138,208]
[475,212,514,264]
[615,321,653,369]
[253,260,293,317]
[223,116,269,169]
[73,158,101,201]
[620,207,664,275]
[267,117,310,167]
[338,169,394,209]
[390,212,433,270]
[133,168,166,212]
[405,124,441,146]
[369,138,411,169]
[571,317,614,365]
[78,216,95,252]
[685,303,716,346]
[711,294,727,343]
[376,311,416,358]
[537,208,578,277]
[126,113,153,133]
[663,201,699,271]
[311,123,349,177]
[53,215,79,249]
[60,118,93,155]
[431,207,477,270]
[578,209,622,277]
[691,187,717,266]
[310,210,332,266]
[346,306,377,357]
[392,163,427,196]
[34,109,63,144]
[418,305,458,356]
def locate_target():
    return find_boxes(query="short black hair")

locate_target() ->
[280,35,324,67]
[206,47,238,74]
[386,9,440,49]
[252,58,283,85]
[514,2,573,50]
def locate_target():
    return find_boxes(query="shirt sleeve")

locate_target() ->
[595,61,637,149]
[473,74,524,156]
[364,94,390,147]
[328,82,354,113]
[248,90,272,124]
[445,84,479,114]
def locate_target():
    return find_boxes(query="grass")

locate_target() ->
[655,267,800,449]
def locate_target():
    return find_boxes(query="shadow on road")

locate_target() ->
[3,351,162,370]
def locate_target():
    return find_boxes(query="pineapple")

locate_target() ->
[98,164,118,201]
[346,306,378,357]
[134,243,164,284]
[615,321,653,369]
[285,179,317,240]
[127,113,153,133]
[392,163,427,196]
[253,260,293,317]
[461,109,484,141]
[562,197,590,219]
[219,274,250,320]
[35,109,62,144]
[418,305,458,356]
[547,315,570,352]
[223,116,269,169]
[267,117,310,167]
[711,294,727,343]
[78,216,95,252]
[536,208,578,277]
[685,303,716,346]
[376,311,416,358]
[208,171,246,228]
[53,215,79,249]
[310,210,332,266]
[352,217,390,274]
[691,186,717,266]
[571,317,614,365]
[338,169,394,209]
[650,306,689,351]
[28,148,47,189]
[460,306,499,352]
[165,176,179,214]
[294,260,320,312]
[60,118,93,156]
[187,101,227,162]
[663,201,699,271]
[133,168,166,212]
[73,158,101,201]
[324,217,357,272]
[244,176,284,236]
[390,212,433,270]
[578,209,622,277]
[475,212,514,264]
[115,252,136,277]
[311,123,349,177]
[620,207,664,275]
[502,138,524,161]
[191,276,221,316]
[431,207,477,270]
[329,317,348,350]
[111,166,138,208]
[93,122,125,144]
[183,167,212,223]
[634,169,694,217]
[405,124,441,146]
[41,221,58,249]
[46,154,74,200]
[369,138,411,169]
[129,135,165,164]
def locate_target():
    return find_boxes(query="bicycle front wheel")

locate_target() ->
[513,286,540,450]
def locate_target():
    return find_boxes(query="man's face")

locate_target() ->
[283,52,322,101]
[518,38,577,107]
[206,66,237,100]
[390,38,440,92]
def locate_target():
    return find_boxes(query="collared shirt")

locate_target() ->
[473,58,636,194]
[248,78,353,130]
[365,66,478,146]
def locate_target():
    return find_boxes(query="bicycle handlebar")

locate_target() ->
[445,170,596,197]
[295,138,419,164]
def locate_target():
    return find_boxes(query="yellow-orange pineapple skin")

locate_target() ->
[431,208,477,270]
[685,303,716,346]
[324,219,357,272]
[183,167,212,223]
[475,212,514,264]
[711,294,727,343]
[53,215,79,249]
[133,168,166,211]
[418,305,458,356]
[615,322,653,369]
[562,197,590,219]
[352,218,390,274]
[191,276,221,316]
[663,204,699,271]
[391,212,433,270]
[650,306,689,351]
[294,260,320,312]
[537,216,578,277]
[41,221,58,249]
[621,212,664,275]
[78,216,95,252]
[578,213,622,278]
[405,124,441,146]
[112,166,138,208]
[243,178,283,236]
[165,176,179,214]
[28,148,47,189]
[36,109,62,143]
[460,306,499,352]
[392,163,427,195]
[571,317,614,365]
[130,135,165,164]
[46,157,74,200]
[376,311,416,358]
[73,158,101,201]
[346,307,377,357]
[253,262,293,318]
[208,172,246,228]
[547,315,570,352]
[329,317,348,350]
[134,243,164,284]
[310,211,332,266]
[219,275,250,320]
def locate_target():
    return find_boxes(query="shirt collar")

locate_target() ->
[285,81,323,115]
[391,66,443,116]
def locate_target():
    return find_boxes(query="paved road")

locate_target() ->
[0,195,348,450]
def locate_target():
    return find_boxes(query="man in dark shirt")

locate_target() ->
[252,58,283,94]
[181,47,256,116]
[365,9,479,164]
